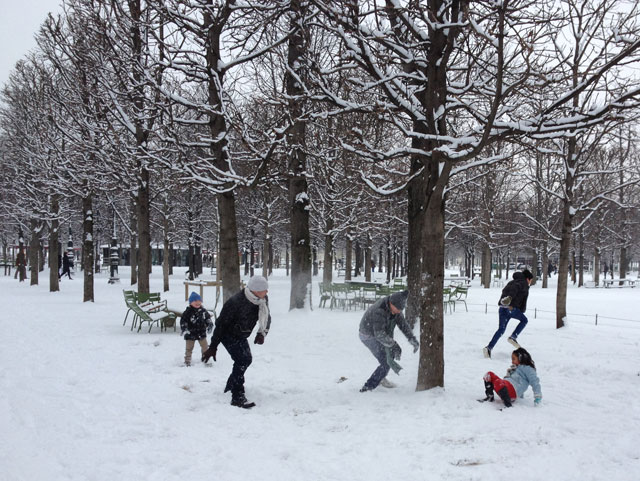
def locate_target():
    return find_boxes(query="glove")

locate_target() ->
[409,337,419,353]
[534,396,542,407]
[254,332,265,345]
[206,323,213,335]
[500,296,512,307]
[201,346,217,363]
[390,342,402,360]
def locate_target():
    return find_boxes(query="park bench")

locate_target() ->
[602,278,637,288]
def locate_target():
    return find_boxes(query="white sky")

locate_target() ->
[0,0,63,88]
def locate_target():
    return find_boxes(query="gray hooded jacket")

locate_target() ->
[358,296,417,347]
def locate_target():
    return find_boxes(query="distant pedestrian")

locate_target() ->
[180,292,213,366]
[547,261,553,277]
[358,290,419,392]
[483,269,533,359]
[479,348,542,408]
[603,263,609,279]
[60,252,73,280]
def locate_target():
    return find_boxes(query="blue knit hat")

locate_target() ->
[188,292,202,303]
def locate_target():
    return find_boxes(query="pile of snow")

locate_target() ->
[1,268,639,480]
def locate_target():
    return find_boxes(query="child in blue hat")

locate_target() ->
[180,292,213,366]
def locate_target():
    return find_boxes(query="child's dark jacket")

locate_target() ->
[180,305,213,340]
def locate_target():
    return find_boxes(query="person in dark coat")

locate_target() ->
[483,269,533,358]
[202,275,271,408]
[180,292,213,366]
[60,252,72,280]
[358,290,419,392]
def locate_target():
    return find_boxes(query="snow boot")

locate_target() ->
[380,377,397,388]
[480,380,494,402]
[483,347,492,359]
[359,384,374,392]
[507,337,521,348]
[496,387,512,408]
[231,393,255,409]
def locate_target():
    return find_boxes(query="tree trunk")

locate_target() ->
[82,194,94,302]
[386,241,392,283]
[217,192,241,302]
[29,219,39,286]
[556,202,572,329]
[136,167,151,294]
[480,243,491,288]
[364,236,372,282]
[541,242,548,289]
[323,230,333,285]
[345,235,353,281]
[49,196,60,292]
[169,242,174,275]
[593,248,600,286]
[130,198,138,286]
[162,206,170,292]
[39,241,45,272]
[620,247,628,281]
[531,249,539,286]
[416,196,445,390]
[354,240,361,278]
[289,172,312,308]
[578,229,584,287]
[262,229,270,279]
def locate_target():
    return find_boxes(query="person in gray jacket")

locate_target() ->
[358,290,419,392]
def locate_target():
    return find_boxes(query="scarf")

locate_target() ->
[244,287,269,335]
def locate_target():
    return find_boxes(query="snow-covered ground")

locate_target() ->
[1,267,639,481]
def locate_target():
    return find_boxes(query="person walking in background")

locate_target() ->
[60,251,72,280]
[358,290,419,392]
[180,292,213,366]
[479,348,542,408]
[483,269,533,359]
[201,275,271,408]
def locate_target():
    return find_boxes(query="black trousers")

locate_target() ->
[221,337,253,397]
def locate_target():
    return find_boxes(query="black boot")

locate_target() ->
[497,387,512,408]
[482,380,494,402]
[231,392,255,409]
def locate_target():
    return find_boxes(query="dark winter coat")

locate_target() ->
[180,305,213,341]
[499,271,530,312]
[62,253,71,271]
[359,296,417,348]
[210,290,271,348]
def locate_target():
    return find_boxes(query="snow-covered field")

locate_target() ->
[1,267,639,481]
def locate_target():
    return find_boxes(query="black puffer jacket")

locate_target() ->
[180,305,213,340]
[210,290,271,348]
[498,271,530,312]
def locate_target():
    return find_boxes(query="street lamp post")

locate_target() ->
[108,211,120,284]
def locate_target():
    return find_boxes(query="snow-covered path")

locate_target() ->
[1,268,639,480]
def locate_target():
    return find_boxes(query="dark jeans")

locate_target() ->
[360,333,390,390]
[488,307,528,350]
[221,337,252,397]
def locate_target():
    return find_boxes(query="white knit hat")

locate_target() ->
[247,275,269,292]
